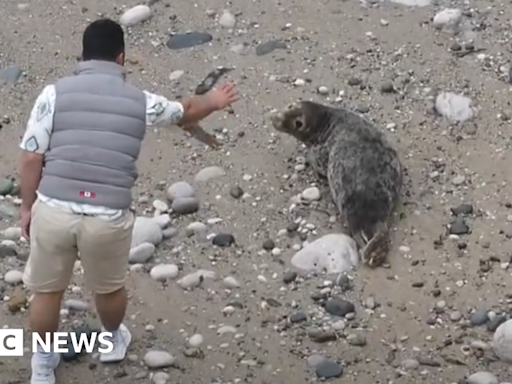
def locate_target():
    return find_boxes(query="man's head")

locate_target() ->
[82,19,125,65]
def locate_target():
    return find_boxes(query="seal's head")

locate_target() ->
[270,101,331,145]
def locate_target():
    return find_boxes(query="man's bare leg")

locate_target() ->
[29,291,64,384]
[95,287,127,331]
[30,291,63,336]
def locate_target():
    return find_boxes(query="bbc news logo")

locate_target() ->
[0,329,114,356]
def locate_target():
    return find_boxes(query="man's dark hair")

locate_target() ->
[82,19,125,61]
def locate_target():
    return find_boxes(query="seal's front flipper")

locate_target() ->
[182,123,221,149]
[359,222,390,268]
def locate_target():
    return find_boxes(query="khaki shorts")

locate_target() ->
[23,199,134,294]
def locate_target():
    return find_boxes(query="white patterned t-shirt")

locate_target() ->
[20,84,184,218]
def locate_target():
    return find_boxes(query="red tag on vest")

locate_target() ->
[79,191,96,199]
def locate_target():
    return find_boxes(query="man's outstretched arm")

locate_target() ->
[144,82,239,127]
[19,85,55,213]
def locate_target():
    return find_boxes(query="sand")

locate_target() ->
[1,0,512,383]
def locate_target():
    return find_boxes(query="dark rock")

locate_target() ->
[355,104,369,114]
[380,81,395,93]
[262,239,275,250]
[0,177,14,196]
[450,42,462,51]
[255,40,287,56]
[347,77,361,86]
[212,233,235,247]
[8,289,27,313]
[266,298,281,307]
[0,246,17,258]
[316,360,343,378]
[229,186,244,199]
[61,326,97,362]
[449,216,470,235]
[451,203,473,216]
[286,221,299,232]
[282,271,297,284]
[171,197,199,214]
[290,313,307,323]
[470,309,489,326]
[324,298,355,317]
[487,314,507,332]
[311,291,328,301]
[309,330,337,343]
[166,32,213,50]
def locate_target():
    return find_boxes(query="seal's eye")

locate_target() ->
[295,119,303,129]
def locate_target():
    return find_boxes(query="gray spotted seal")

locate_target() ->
[270,100,403,267]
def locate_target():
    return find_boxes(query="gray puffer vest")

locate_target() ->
[38,60,146,209]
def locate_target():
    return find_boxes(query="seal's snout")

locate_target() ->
[270,111,285,131]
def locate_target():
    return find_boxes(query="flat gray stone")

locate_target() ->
[2,65,22,84]
[131,217,163,248]
[166,32,213,50]
[172,197,199,214]
[166,181,195,202]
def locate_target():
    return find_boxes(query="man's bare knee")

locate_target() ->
[29,291,65,337]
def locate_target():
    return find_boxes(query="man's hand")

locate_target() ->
[206,82,239,111]
[177,82,240,126]
[19,207,31,239]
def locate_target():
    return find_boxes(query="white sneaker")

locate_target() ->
[30,351,60,384]
[100,324,132,363]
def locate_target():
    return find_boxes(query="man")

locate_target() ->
[19,18,239,384]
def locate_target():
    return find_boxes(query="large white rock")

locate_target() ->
[194,166,226,183]
[166,181,195,202]
[131,217,163,248]
[150,264,179,281]
[143,350,175,368]
[435,92,473,122]
[467,372,498,384]
[291,234,359,274]
[177,269,216,289]
[1,227,22,241]
[152,214,171,229]
[129,243,155,264]
[432,9,462,30]
[120,5,152,27]
[301,187,321,202]
[4,270,23,285]
[493,319,512,362]
[219,10,236,28]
